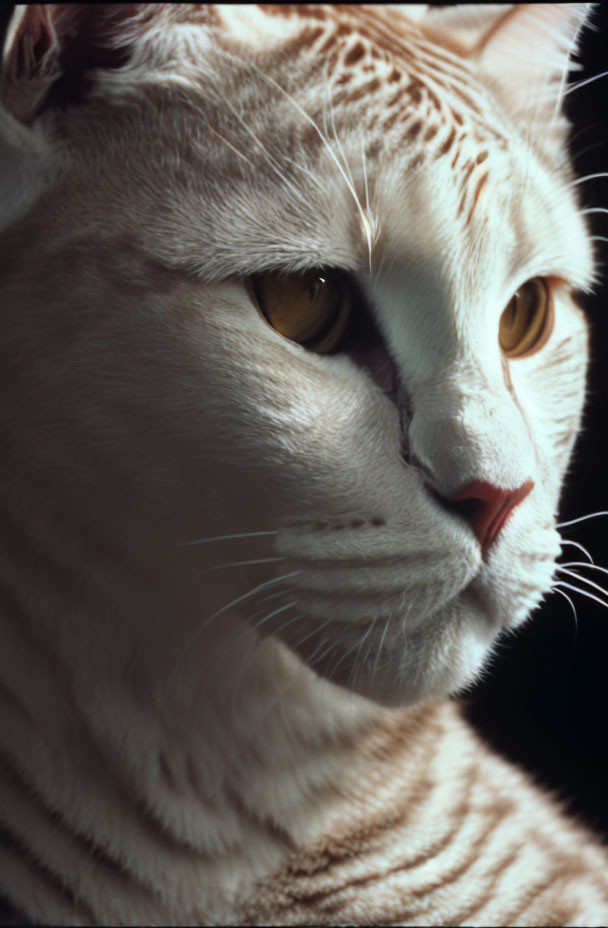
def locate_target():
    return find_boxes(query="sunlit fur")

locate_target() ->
[1,4,607,925]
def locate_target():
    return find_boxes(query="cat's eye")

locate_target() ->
[248,269,352,354]
[498,277,553,359]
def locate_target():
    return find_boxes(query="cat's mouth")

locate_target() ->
[264,512,559,706]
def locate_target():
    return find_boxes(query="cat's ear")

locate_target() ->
[419,4,593,125]
[1,3,149,125]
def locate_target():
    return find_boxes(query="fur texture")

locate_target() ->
[0,4,607,925]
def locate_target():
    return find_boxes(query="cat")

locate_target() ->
[1,2,608,924]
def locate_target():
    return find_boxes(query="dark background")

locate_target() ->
[1,2,607,844]
[462,4,608,845]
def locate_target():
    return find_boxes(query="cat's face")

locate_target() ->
[0,5,595,705]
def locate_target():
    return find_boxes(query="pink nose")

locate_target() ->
[429,479,534,551]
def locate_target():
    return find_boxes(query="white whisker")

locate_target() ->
[346,620,376,691]
[198,556,284,575]
[565,69,608,96]
[360,135,374,277]
[250,600,299,632]
[256,587,297,606]
[559,562,608,579]
[556,510,608,529]
[555,566,608,599]
[579,207,608,217]
[559,539,594,563]
[552,587,579,633]
[237,53,377,271]
[568,172,608,187]
[553,581,608,611]
[308,636,336,668]
[166,571,300,686]
[295,616,334,650]
[206,126,257,171]
[371,617,390,690]
[325,628,366,685]
[325,74,355,190]
[192,571,300,637]
[205,70,313,211]
[269,612,306,639]
[176,530,279,547]
[572,140,607,161]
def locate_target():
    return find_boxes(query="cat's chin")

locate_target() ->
[278,591,500,708]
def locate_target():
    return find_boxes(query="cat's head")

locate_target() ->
[0,4,596,705]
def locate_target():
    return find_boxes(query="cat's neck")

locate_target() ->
[1,526,436,915]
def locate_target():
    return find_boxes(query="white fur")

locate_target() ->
[0,4,603,924]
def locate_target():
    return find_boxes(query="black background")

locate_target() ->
[0,3,607,846]
[462,4,608,846]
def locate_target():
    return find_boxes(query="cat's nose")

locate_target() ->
[427,479,534,551]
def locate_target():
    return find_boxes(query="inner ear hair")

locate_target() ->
[1,4,146,125]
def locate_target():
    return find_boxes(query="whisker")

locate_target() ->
[256,587,297,606]
[204,72,313,211]
[569,121,601,145]
[250,600,299,632]
[555,566,608,599]
[235,52,377,271]
[552,587,579,635]
[572,140,607,161]
[345,620,376,691]
[324,626,367,686]
[565,69,608,96]
[360,135,374,278]
[579,207,608,218]
[553,581,608,611]
[190,571,299,638]
[559,561,608,578]
[206,125,257,171]
[325,75,355,190]
[559,539,594,563]
[556,511,608,529]
[294,616,334,650]
[268,611,307,639]
[371,617,391,691]
[198,556,284,576]
[568,172,608,187]
[176,530,279,547]
[308,636,336,669]
[166,571,300,686]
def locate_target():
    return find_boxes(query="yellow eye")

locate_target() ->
[498,277,553,359]
[248,269,352,354]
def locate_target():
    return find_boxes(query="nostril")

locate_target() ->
[427,479,534,551]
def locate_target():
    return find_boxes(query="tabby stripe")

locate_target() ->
[281,780,504,924]
[0,761,164,925]
[340,6,488,120]
[466,171,489,225]
[0,680,221,891]
[507,864,585,926]
[284,734,478,909]
[0,825,93,925]
[450,841,525,925]
[437,124,457,157]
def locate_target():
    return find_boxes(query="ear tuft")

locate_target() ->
[1,3,153,125]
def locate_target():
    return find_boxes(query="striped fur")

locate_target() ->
[1,4,607,925]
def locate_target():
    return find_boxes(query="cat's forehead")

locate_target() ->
[45,4,590,297]
[179,6,587,292]
[211,4,510,144]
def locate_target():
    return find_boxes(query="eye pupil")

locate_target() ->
[499,277,553,359]
[249,268,352,354]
